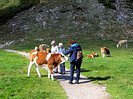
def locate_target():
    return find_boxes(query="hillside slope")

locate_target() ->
[0,0,133,49]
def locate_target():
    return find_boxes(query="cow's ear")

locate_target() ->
[61,54,65,57]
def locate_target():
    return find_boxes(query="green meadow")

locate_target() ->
[0,40,133,99]
[64,40,133,99]
[81,47,133,99]
[0,0,133,99]
[0,50,67,99]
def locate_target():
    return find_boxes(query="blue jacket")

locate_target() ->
[58,47,66,54]
[63,43,82,63]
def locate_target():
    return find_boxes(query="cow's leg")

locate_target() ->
[35,63,41,77]
[125,43,128,48]
[28,62,34,77]
[48,65,54,80]
[50,69,54,81]
[48,69,50,79]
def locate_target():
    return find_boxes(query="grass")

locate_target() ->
[0,0,133,98]
[80,42,133,99]
[1,27,133,99]
[64,40,133,99]
[3,39,133,99]
[0,50,67,99]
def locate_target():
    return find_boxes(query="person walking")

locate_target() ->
[63,40,83,84]
[51,40,59,73]
[58,43,66,74]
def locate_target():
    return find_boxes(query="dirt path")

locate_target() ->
[5,49,111,99]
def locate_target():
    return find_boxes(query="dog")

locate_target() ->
[117,40,128,48]
[88,52,98,58]
[101,47,111,58]
[39,44,50,52]
[34,44,50,53]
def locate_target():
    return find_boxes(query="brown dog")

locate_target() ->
[34,44,50,53]
[88,52,98,58]
[101,47,111,58]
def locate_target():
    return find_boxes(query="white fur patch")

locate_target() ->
[91,54,94,58]
[61,54,68,63]
[34,56,38,63]
[31,51,38,56]
[31,51,38,63]
[46,53,52,61]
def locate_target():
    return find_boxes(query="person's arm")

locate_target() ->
[63,47,72,55]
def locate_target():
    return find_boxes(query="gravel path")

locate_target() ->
[5,49,111,99]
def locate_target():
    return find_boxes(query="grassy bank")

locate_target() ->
[0,50,67,99]
[0,0,39,24]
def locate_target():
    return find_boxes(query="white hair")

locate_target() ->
[58,43,63,47]
[51,40,56,45]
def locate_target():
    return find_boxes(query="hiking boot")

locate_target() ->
[75,81,79,84]
[68,81,73,84]
[54,71,58,73]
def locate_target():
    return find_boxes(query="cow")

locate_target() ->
[101,47,111,58]
[117,40,128,48]
[27,49,68,80]
[88,52,98,58]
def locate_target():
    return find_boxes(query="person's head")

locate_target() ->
[51,40,56,46]
[68,40,76,46]
[58,43,63,48]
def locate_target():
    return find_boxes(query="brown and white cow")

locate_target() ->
[27,49,68,80]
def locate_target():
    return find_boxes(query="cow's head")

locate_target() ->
[60,54,68,63]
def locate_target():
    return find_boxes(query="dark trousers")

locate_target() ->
[60,62,65,73]
[69,60,82,82]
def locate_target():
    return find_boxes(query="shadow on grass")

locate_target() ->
[80,68,92,72]
[41,74,48,77]
[88,76,111,82]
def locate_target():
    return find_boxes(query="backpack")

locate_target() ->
[77,51,83,60]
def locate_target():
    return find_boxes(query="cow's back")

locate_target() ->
[36,52,48,65]
[30,50,48,65]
